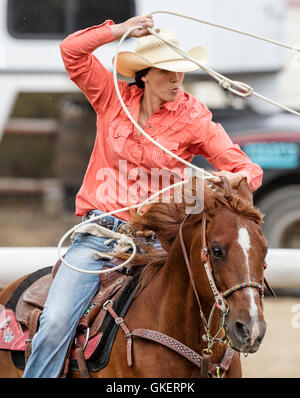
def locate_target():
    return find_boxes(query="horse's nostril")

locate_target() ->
[256,334,263,344]
[234,321,250,341]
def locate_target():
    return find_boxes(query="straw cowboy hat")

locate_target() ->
[115,29,208,77]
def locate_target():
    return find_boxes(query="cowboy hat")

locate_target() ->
[114,29,208,78]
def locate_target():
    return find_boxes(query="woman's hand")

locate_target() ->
[111,14,159,39]
[208,171,244,188]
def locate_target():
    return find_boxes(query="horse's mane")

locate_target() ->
[117,177,264,294]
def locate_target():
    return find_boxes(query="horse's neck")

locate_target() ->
[135,247,211,351]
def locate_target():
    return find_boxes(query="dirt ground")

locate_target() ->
[0,201,299,378]
[241,297,300,378]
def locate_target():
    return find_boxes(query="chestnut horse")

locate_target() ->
[0,177,268,378]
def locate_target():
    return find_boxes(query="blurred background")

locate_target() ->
[0,0,299,378]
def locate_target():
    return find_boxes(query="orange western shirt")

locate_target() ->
[60,20,263,222]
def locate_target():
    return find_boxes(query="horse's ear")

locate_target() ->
[236,177,253,205]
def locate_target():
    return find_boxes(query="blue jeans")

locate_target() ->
[23,210,125,378]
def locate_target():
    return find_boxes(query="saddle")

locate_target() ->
[0,263,139,377]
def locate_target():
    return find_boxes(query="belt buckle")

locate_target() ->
[117,223,136,238]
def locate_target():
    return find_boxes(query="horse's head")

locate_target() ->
[186,177,268,354]
[130,176,268,354]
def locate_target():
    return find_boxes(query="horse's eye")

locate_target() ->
[211,246,224,258]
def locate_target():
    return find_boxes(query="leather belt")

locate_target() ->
[85,211,124,232]
[85,211,160,245]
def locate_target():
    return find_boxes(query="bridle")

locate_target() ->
[178,212,266,355]
[102,210,272,378]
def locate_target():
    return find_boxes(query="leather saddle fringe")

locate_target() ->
[25,308,42,364]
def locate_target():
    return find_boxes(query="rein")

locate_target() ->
[103,299,234,378]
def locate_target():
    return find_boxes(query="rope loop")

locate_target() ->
[228,81,254,98]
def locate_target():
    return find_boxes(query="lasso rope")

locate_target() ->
[152,10,300,52]
[57,10,300,274]
[149,11,300,117]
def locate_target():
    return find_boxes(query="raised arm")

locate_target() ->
[60,15,155,113]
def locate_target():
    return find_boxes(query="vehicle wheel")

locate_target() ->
[256,185,300,248]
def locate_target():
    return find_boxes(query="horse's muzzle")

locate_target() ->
[225,318,266,353]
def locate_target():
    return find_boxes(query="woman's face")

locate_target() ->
[142,68,184,104]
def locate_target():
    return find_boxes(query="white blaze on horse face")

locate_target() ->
[237,227,250,271]
[237,227,260,343]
